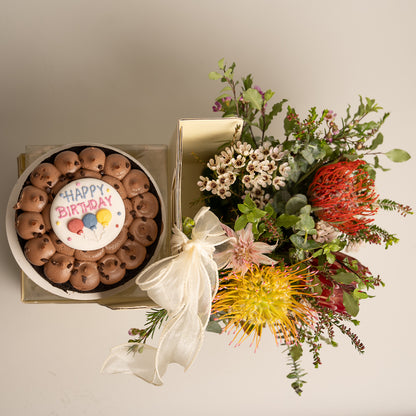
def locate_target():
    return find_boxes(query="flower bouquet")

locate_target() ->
[103,60,412,395]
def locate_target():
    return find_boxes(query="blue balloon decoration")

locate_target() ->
[83,213,98,230]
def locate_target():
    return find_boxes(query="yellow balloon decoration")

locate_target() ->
[96,208,112,227]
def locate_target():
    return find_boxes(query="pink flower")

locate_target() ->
[215,223,276,275]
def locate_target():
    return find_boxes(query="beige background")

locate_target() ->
[1,1,415,415]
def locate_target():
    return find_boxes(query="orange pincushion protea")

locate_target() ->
[308,160,379,235]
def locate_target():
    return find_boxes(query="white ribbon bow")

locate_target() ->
[101,207,229,385]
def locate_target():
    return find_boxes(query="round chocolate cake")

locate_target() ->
[8,144,164,299]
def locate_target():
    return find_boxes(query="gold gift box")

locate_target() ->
[17,118,243,309]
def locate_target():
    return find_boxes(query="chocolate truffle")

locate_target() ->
[14,186,48,212]
[132,192,159,219]
[50,177,70,199]
[49,230,75,256]
[70,261,100,291]
[79,147,106,172]
[104,226,128,254]
[98,254,126,285]
[44,253,74,283]
[16,212,46,239]
[102,175,127,199]
[30,163,61,190]
[41,203,52,231]
[24,235,56,266]
[72,168,102,180]
[116,240,146,270]
[123,199,134,227]
[129,217,158,247]
[74,248,105,262]
[103,153,131,180]
[54,150,81,175]
[122,169,150,198]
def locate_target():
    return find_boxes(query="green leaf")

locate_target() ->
[285,194,308,215]
[299,205,312,215]
[264,203,275,217]
[369,133,383,150]
[206,320,222,334]
[332,272,357,285]
[215,92,232,101]
[217,58,225,70]
[343,154,360,161]
[326,252,336,264]
[264,89,275,102]
[234,215,248,231]
[275,214,300,228]
[208,71,222,80]
[385,149,411,162]
[301,148,315,164]
[252,207,267,218]
[290,345,303,361]
[353,288,370,300]
[290,234,321,250]
[238,204,250,214]
[244,195,256,209]
[343,292,359,317]
[220,85,232,92]
[374,155,390,172]
[242,88,263,111]
[242,74,253,90]
[246,212,257,223]
[182,217,195,238]
[297,214,315,232]
[224,67,233,79]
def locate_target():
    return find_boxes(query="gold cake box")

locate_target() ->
[17,118,243,309]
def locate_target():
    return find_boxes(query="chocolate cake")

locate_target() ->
[12,145,163,295]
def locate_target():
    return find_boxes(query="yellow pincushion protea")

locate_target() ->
[212,264,316,350]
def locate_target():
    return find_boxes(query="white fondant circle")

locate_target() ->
[50,178,126,250]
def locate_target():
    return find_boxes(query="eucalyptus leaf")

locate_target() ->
[206,320,223,334]
[290,234,321,250]
[385,149,411,162]
[299,205,312,215]
[301,148,315,164]
[285,194,308,215]
[276,214,300,228]
[297,214,315,232]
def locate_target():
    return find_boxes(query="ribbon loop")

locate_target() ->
[102,207,230,384]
